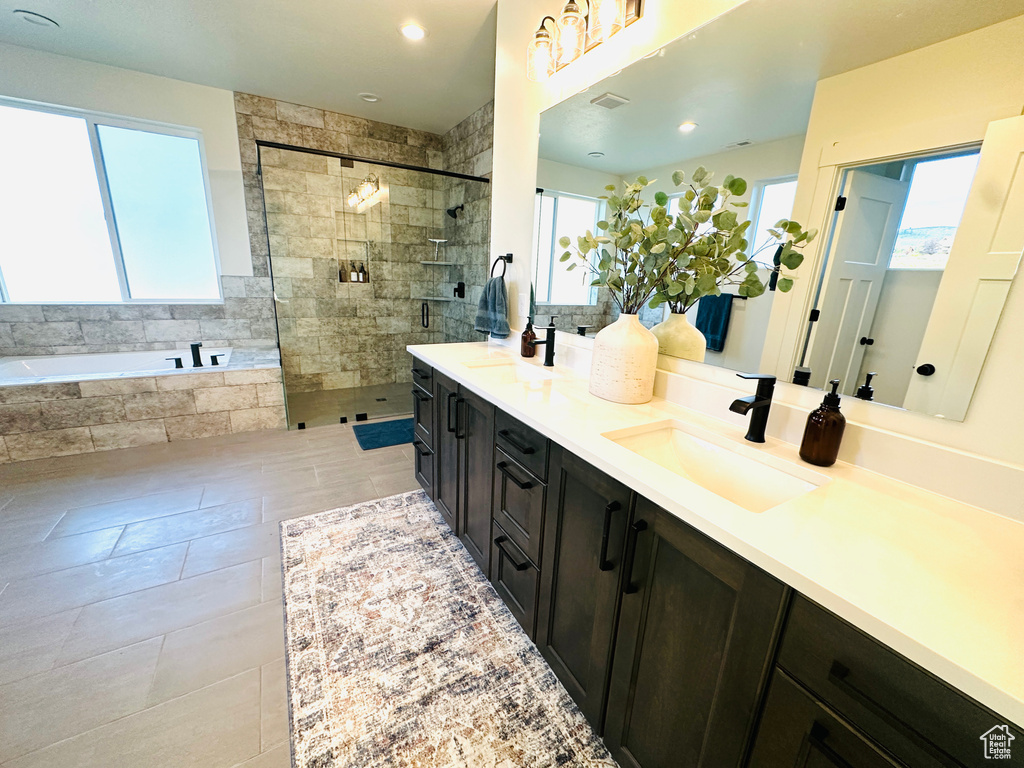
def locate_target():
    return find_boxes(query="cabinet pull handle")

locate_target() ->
[806,722,855,768]
[495,536,530,571]
[455,397,466,440]
[497,462,533,490]
[827,661,959,767]
[446,392,457,433]
[599,500,621,571]
[411,388,430,402]
[498,429,535,455]
[622,519,648,594]
[412,367,430,379]
[412,439,431,456]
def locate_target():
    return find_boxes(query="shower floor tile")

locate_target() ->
[286,382,413,429]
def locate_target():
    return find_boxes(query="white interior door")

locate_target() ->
[904,116,1024,420]
[806,171,910,393]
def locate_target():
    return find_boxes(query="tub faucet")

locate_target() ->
[530,317,558,367]
[729,372,776,443]
[190,342,203,368]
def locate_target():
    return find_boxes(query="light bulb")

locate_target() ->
[588,0,625,43]
[527,23,556,82]
[556,2,585,65]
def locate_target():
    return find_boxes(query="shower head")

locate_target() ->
[446,204,465,219]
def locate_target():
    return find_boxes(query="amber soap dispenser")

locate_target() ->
[520,320,537,358]
[799,379,846,467]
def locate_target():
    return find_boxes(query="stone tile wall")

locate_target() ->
[0,368,285,464]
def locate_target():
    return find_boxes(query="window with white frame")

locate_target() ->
[0,99,221,304]
[532,190,601,305]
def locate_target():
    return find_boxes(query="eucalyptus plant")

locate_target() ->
[558,167,817,315]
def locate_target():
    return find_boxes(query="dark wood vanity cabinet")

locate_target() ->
[432,371,460,532]
[536,445,633,730]
[410,356,435,499]
[605,496,788,768]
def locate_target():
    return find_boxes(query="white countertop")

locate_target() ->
[409,340,1024,726]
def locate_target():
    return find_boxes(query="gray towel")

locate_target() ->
[475,277,510,339]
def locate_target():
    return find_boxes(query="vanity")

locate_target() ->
[409,342,1023,768]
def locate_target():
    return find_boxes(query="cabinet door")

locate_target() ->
[457,386,494,574]
[490,525,540,638]
[492,447,545,566]
[749,670,903,768]
[537,446,632,731]
[605,497,788,768]
[411,386,433,449]
[412,437,434,499]
[432,372,459,534]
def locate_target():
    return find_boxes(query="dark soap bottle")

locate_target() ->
[799,379,846,467]
[521,320,537,358]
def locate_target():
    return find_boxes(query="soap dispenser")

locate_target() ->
[799,379,846,467]
[521,319,537,358]
[855,372,876,401]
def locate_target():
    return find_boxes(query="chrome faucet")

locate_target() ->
[729,372,776,443]
[190,342,203,368]
[530,316,558,367]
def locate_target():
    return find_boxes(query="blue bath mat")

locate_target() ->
[353,418,415,450]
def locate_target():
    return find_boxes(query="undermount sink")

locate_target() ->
[603,419,830,513]
[463,357,559,385]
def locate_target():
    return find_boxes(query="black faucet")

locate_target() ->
[729,372,776,443]
[530,316,558,367]
[190,342,203,368]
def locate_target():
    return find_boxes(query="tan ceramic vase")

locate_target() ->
[650,311,707,362]
[588,313,659,404]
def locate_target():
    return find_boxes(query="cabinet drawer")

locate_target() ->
[491,525,539,638]
[411,386,433,448]
[779,596,1015,767]
[412,437,434,500]
[492,447,545,566]
[411,358,433,393]
[495,410,549,481]
[749,669,903,768]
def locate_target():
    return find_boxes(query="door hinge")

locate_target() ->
[835,195,847,211]
[809,309,820,322]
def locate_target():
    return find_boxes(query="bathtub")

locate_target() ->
[0,347,233,384]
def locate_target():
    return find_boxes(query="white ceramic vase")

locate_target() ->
[650,311,707,362]
[589,313,659,404]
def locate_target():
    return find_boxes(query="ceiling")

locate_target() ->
[0,0,498,135]
[540,0,1024,175]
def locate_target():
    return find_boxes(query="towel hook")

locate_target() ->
[490,253,513,278]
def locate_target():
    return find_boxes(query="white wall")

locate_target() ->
[0,42,253,277]
[537,158,621,197]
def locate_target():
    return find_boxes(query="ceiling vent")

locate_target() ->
[723,139,755,149]
[590,92,630,110]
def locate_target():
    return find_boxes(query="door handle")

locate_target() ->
[622,519,648,594]
[446,391,457,433]
[916,363,936,376]
[497,462,533,490]
[498,429,536,455]
[495,536,530,571]
[859,337,874,346]
[599,500,621,571]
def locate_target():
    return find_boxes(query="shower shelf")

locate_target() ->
[419,261,455,266]
[415,296,454,302]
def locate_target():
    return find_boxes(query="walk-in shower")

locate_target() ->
[257,144,490,428]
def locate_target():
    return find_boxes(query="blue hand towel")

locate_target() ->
[474,276,510,339]
[694,294,734,353]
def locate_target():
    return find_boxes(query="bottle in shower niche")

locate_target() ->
[799,379,846,467]
[349,261,359,283]
[358,262,368,283]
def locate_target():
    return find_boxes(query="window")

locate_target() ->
[887,153,979,270]
[0,99,221,303]
[749,178,798,265]
[532,190,601,305]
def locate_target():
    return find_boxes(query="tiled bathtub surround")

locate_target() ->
[0,365,286,464]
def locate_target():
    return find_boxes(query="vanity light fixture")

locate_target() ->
[347,174,380,208]
[13,9,59,27]
[400,23,426,40]
[527,0,642,82]
[678,121,698,133]
[358,92,380,103]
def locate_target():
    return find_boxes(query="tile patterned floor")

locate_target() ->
[0,421,418,768]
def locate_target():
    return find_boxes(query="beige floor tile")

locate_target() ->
[0,511,67,554]
[6,669,262,768]
[0,609,80,686]
[199,466,317,509]
[0,637,161,762]
[260,658,289,750]
[369,465,420,497]
[112,498,263,556]
[0,527,121,582]
[261,480,378,523]
[147,601,285,705]
[262,555,284,603]
[57,560,261,665]
[231,743,291,768]
[49,487,205,538]
[181,520,282,579]
[0,543,187,625]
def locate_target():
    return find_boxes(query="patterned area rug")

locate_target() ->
[280,490,616,768]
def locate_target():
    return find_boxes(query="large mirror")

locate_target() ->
[535,0,1024,420]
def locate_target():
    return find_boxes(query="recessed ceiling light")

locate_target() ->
[588,151,605,158]
[358,93,381,103]
[400,23,427,40]
[678,121,698,133]
[13,9,59,27]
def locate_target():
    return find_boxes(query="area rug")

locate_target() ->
[280,490,616,768]
[352,417,414,450]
